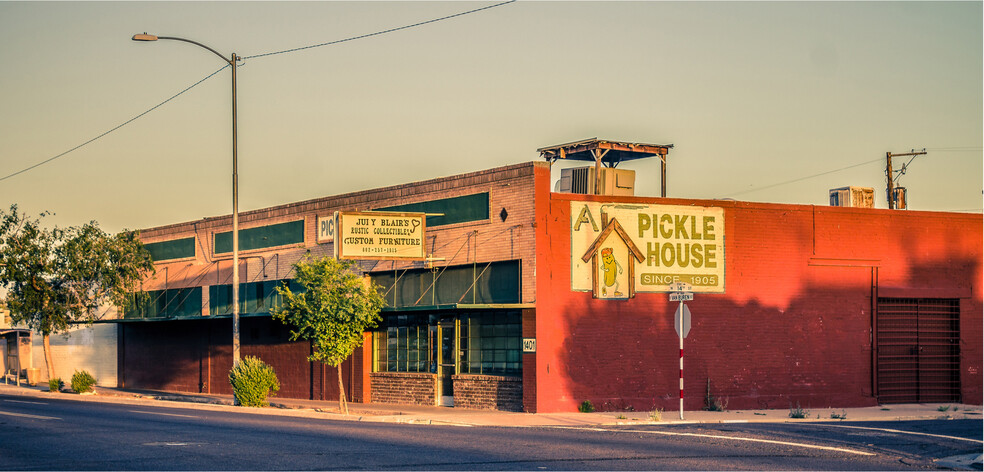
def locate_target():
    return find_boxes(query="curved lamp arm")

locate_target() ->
[132,33,234,65]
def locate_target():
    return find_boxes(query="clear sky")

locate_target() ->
[1,1,980,233]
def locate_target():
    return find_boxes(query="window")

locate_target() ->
[214,220,305,254]
[374,314,435,373]
[377,192,490,228]
[144,237,195,261]
[459,311,522,376]
[371,260,520,308]
[124,287,202,319]
[372,311,522,377]
[209,279,302,316]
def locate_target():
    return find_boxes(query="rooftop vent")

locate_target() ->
[829,186,874,208]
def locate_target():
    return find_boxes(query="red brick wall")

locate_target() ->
[453,375,523,411]
[522,308,537,413]
[370,372,437,406]
[535,192,983,413]
[121,317,357,401]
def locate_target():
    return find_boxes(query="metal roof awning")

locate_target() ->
[382,303,535,313]
[93,312,274,323]
[94,304,535,322]
[538,138,673,167]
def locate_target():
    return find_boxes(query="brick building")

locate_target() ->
[110,146,982,413]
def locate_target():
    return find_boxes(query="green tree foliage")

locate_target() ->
[0,205,154,380]
[228,355,281,407]
[272,256,385,414]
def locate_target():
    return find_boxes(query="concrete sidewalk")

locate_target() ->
[1,382,981,427]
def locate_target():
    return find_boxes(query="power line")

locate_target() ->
[0,1,516,185]
[924,146,982,152]
[722,157,884,198]
[0,65,229,184]
[244,0,516,61]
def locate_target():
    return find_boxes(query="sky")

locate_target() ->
[0,1,981,233]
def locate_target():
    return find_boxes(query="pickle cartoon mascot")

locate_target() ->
[600,247,623,297]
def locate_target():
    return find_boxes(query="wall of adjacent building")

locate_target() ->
[534,192,982,413]
[30,324,118,387]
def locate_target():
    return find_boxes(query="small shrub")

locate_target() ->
[71,370,96,393]
[48,377,63,392]
[706,396,729,411]
[788,402,809,419]
[937,405,951,412]
[578,400,595,413]
[830,410,847,420]
[649,408,663,422]
[228,356,280,407]
[616,414,627,420]
[704,379,728,411]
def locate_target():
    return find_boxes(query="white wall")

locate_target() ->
[31,324,117,387]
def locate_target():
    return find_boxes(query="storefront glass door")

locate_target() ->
[437,322,456,406]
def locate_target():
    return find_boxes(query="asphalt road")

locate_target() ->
[1,393,980,470]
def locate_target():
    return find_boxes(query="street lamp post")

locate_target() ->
[132,33,242,370]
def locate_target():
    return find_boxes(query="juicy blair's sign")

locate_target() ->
[334,211,426,260]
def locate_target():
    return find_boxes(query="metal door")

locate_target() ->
[877,298,960,403]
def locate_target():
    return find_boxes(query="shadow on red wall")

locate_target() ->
[555,257,981,413]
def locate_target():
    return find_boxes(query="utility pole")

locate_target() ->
[885,150,926,209]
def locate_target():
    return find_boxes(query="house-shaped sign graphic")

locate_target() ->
[581,215,645,299]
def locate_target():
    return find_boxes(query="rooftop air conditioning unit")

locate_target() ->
[829,186,874,208]
[557,167,636,196]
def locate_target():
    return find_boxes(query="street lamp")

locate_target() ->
[132,33,242,370]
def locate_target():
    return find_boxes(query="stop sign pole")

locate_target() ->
[669,283,693,420]
[677,301,685,419]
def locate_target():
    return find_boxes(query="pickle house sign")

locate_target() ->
[571,202,725,299]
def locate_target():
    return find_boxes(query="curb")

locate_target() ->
[2,384,981,428]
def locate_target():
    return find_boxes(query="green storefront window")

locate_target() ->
[377,192,489,228]
[214,220,304,254]
[144,237,195,262]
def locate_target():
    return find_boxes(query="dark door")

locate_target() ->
[877,298,960,403]
[438,322,456,406]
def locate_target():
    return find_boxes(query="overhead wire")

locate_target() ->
[924,146,983,152]
[0,0,516,185]
[244,0,516,61]
[0,65,229,184]
[722,157,884,198]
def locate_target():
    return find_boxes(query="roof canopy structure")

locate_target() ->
[537,138,673,166]
[538,138,674,197]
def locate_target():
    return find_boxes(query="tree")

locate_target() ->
[272,256,385,414]
[0,205,154,381]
